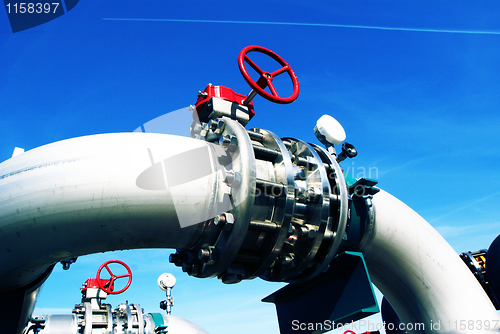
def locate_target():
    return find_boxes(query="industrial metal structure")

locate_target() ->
[1,45,499,334]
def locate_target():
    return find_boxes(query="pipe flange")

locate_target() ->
[241,128,296,280]
[272,138,331,282]
[196,117,256,280]
[305,143,349,278]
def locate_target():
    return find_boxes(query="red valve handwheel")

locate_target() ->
[238,45,299,104]
[96,260,132,294]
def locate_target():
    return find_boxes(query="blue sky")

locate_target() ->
[1,1,500,333]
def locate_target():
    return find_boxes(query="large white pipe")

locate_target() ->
[362,190,500,333]
[0,132,222,292]
[3,130,500,334]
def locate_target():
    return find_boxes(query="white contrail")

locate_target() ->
[430,190,500,224]
[101,18,500,35]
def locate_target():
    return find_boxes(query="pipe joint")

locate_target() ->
[172,119,350,283]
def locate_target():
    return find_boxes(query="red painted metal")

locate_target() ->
[194,84,255,119]
[95,260,132,294]
[238,45,299,104]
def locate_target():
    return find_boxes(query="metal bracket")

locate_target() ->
[155,325,168,334]
[26,317,46,334]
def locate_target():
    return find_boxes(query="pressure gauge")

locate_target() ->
[157,273,176,291]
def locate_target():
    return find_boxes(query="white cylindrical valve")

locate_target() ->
[314,114,346,146]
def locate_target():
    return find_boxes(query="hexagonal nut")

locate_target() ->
[200,123,209,138]
[208,119,219,132]
[219,135,230,148]
[231,171,242,188]
[223,170,242,188]
[281,254,295,268]
[305,187,322,203]
[219,135,238,152]
[303,224,316,239]
[198,248,210,261]
[299,226,309,238]
[223,212,235,231]
[213,214,226,226]
[228,136,238,152]
[190,122,203,135]
[214,119,226,134]
[181,262,193,274]
[182,261,200,276]
[198,247,217,265]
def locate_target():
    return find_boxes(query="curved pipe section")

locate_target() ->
[0,132,222,292]
[362,190,500,333]
[3,119,499,334]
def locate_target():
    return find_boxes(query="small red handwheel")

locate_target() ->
[238,45,299,104]
[97,260,132,294]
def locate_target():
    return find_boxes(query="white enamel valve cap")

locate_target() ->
[314,115,346,146]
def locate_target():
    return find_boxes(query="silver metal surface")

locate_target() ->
[307,143,349,278]
[243,129,296,280]
[171,120,350,284]
[31,304,210,334]
[34,315,77,334]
